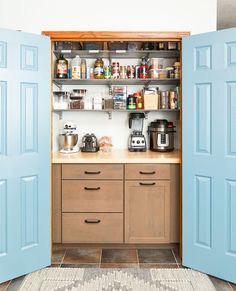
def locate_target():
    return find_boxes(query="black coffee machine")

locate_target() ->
[128,113,146,152]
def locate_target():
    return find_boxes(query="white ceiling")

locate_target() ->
[217,0,236,29]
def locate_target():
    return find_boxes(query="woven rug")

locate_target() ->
[19,268,216,291]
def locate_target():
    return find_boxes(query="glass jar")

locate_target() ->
[174,62,181,79]
[134,92,144,109]
[139,57,148,79]
[56,54,68,79]
[94,58,104,79]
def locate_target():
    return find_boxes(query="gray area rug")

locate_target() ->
[19,268,216,291]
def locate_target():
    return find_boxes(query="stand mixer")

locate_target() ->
[59,121,79,153]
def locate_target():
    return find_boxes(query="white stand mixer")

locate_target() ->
[59,121,79,154]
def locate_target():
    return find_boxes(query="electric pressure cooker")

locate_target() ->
[148,119,175,152]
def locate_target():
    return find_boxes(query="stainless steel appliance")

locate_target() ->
[148,119,175,152]
[128,112,146,152]
[81,133,99,152]
[59,121,79,153]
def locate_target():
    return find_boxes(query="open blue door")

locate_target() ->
[183,27,236,283]
[0,28,50,283]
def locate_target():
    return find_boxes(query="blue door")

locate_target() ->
[0,28,50,283]
[183,27,236,283]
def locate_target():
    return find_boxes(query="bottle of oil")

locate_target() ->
[56,53,68,79]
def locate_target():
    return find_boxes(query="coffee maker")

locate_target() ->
[128,113,147,152]
[59,121,79,153]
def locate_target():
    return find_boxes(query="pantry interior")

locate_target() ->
[42,31,190,250]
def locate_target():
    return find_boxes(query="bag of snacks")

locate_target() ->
[99,136,113,152]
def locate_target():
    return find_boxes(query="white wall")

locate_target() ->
[0,0,216,35]
[1,0,216,150]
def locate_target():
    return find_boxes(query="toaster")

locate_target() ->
[81,133,99,152]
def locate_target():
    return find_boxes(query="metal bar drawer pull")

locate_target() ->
[84,171,101,174]
[139,171,156,175]
[84,219,101,224]
[139,182,156,186]
[84,187,101,191]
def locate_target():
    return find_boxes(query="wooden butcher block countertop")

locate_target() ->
[52,149,181,164]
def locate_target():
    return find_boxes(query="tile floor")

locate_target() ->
[0,244,234,291]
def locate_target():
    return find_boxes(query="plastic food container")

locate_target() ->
[148,58,164,69]
[70,89,87,99]
[53,91,69,109]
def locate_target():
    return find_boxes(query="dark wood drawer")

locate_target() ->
[62,164,123,180]
[62,213,123,243]
[125,164,170,180]
[62,180,123,212]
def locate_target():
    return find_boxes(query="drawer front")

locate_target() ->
[62,164,123,180]
[62,180,123,212]
[125,164,170,180]
[62,213,123,243]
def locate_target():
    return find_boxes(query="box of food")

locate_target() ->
[148,58,164,70]
[144,93,159,110]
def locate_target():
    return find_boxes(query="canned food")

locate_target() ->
[160,91,169,109]
[119,66,127,79]
[112,62,120,79]
[104,65,111,79]
[127,65,135,79]
[169,91,177,109]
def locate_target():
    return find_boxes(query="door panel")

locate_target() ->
[0,28,50,283]
[183,27,236,283]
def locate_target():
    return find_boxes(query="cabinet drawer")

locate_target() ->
[125,164,170,180]
[62,164,123,180]
[62,213,123,243]
[62,180,123,212]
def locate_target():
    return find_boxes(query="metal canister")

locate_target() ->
[127,65,135,79]
[112,62,120,79]
[160,91,169,109]
[119,66,127,79]
[104,65,111,79]
[169,91,177,109]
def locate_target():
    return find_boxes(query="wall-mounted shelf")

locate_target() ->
[53,78,180,88]
[53,108,180,120]
[53,50,180,59]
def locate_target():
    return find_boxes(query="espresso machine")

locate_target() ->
[59,121,79,153]
[128,113,147,152]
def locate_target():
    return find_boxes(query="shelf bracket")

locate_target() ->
[53,80,62,90]
[107,111,112,120]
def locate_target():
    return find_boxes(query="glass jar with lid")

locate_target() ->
[94,58,104,79]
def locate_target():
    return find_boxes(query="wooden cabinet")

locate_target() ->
[54,162,179,244]
[125,164,170,180]
[62,164,123,180]
[124,163,179,244]
[61,163,124,243]
[62,180,123,212]
[125,181,170,243]
[62,213,123,243]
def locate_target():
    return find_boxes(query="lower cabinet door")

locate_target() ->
[125,180,170,243]
[62,213,123,243]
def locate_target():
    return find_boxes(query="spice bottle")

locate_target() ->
[56,53,68,79]
[81,58,87,79]
[174,62,181,79]
[139,57,148,79]
[134,92,144,109]
[94,58,104,79]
